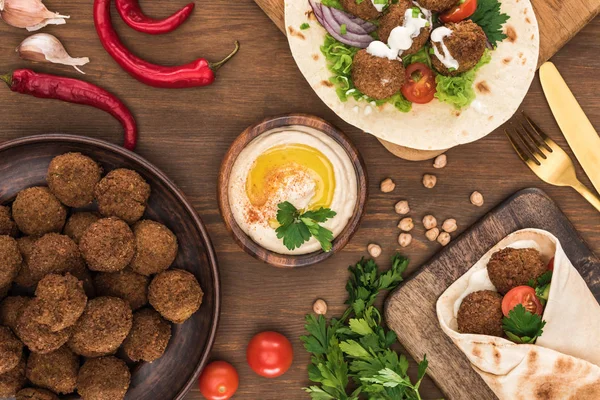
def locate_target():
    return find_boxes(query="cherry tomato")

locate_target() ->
[547,257,554,271]
[247,331,293,378]
[401,62,436,104]
[198,361,239,400]
[501,286,544,317]
[440,0,478,23]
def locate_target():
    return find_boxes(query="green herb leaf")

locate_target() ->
[470,0,510,47]
[321,0,344,10]
[340,24,348,35]
[275,201,336,252]
[502,304,546,344]
[303,207,337,222]
[301,22,311,30]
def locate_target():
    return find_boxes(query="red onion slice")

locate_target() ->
[329,7,370,35]
[330,7,377,33]
[320,5,374,47]
[308,0,375,48]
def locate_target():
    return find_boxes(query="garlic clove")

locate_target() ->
[0,0,69,30]
[17,33,90,74]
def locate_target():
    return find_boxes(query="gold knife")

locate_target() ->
[539,62,600,194]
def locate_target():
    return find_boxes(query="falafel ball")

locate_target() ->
[33,274,87,332]
[457,290,504,337]
[340,0,381,20]
[352,49,406,100]
[79,218,136,272]
[0,355,26,398]
[47,153,102,208]
[0,236,22,295]
[68,297,132,357]
[148,269,203,324]
[431,21,487,76]
[15,301,72,354]
[17,388,60,400]
[415,0,458,12]
[63,212,100,244]
[28,234,84,283]
[77,356,130,400]
[95,169,151,224]
[0,206,18,237]
[377,2,431,55]
[26,346,78,394]
[0,297,30,332]
[0,326,23,374]
[123,308,172,362]
[129,220,178,276]
[487,247,547,294]
[12,187,66,236]
[93,269,149,311]
[14,236,39,288]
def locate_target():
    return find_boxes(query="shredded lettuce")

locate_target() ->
[320,34,412,113]
[434,49,492,109]
[402,45,432,68]
[321,0,344,10]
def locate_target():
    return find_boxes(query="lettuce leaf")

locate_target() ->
[434,49,492,109]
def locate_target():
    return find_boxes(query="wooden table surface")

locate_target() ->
[0,2,598,399]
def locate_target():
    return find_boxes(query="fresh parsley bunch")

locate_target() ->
[301,255,429,399]
[470,0,510,47]
[502,304,546,344]
[275,201,337,252]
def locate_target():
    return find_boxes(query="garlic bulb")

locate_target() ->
[0,0,69,31]
[17,34,90,74]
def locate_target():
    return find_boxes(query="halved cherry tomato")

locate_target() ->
[547,257,554,271]
[440,0,478,23]
[502,286,544,317]
[198,361,239,400]
[401,62,436,104]
[247,331,293,378]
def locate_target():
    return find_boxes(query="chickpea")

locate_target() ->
[470,191,484,206]
[398,233,412,247]
[368,243,382,258]
[437,232,451,246]
[398,218,414,232]
[394,200,410,215]
[425,228,440,242]
[423,174,437,189]
[380,178,395,193]
[313,299,328,315]
[442,219,458,233]
[422,215,437,230]
[433,154,447,169]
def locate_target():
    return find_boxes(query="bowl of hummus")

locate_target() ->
[218,114,367,267]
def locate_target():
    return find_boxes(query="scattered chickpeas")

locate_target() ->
[394,200,410,215]
[398,218,414,232]
[423,174,437,189]
[398,233,412,247]
[367,243,382,258]
[470,191,484,207]
[437,232,451,246]
[422,215,437,230]
[425,228,440,242]
[313,299,328,315]
[380,178,395,193]
[442,219,458,233]
[433,154,447,169]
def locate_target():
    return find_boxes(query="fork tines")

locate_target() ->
[505,112,554,165]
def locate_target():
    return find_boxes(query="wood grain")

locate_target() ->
[384,188,600,400]
[217,114,368,268]
[0,1,598,398]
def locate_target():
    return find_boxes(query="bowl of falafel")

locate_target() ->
[0,134,219,400]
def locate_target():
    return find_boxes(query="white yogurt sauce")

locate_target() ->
[366,7,429,60]
[431,26,459,70]
[371,0,387,12]
[470,99,489,115]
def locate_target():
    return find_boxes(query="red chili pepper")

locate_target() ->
[94,0,239,88]
[1,69,137,150]
[115,0,195,35]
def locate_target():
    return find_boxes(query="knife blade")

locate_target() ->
[539,62,600,194]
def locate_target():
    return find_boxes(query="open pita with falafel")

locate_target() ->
[285,0,539,151]
[437,229,600,399]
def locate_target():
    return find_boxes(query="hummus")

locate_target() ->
[228,125,358,255]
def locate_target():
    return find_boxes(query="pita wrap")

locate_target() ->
[437,229,600,399]
[285,0,539,151]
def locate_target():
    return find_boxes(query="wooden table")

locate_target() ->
[0,2,598,398]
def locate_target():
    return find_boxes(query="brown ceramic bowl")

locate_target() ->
[218,114,368,268]
[0,134,219,400]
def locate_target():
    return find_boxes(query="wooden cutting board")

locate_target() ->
[384,188,600,400]
[253,0,600,65]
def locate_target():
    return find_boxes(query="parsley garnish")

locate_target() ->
[340,24,348,35]
[301,255,428,399]
[301,22,310,30]
[470,0,510,48]
[275,201,336,252]
[502,304,546,344]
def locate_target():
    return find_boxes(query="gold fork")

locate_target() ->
[505,113,600,212]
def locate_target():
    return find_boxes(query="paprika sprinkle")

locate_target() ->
[1,69,137,150]
[115,0,195,35]
[94,0,239,89]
